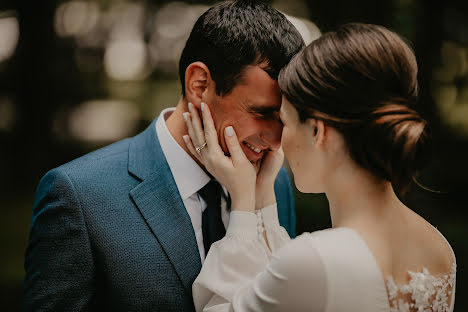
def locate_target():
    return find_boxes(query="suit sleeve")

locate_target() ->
[274,167,296,238]
[23,168,95,311]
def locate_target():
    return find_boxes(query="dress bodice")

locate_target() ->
[335,227,456,312]
[309,227,456,312]
[192,205,457,312]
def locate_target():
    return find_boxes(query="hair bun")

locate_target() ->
[349,102,430,194]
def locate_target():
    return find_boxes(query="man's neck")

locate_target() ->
[166,97,206,169]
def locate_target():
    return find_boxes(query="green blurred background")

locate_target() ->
[0,0,467,310]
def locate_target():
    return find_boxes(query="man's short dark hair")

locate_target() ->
[179,0,305,96]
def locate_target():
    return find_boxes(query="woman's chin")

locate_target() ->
[294,178,323,194]
[296,183,310,193]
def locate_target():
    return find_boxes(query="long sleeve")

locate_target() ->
[193,204,327,312]
[259,204,291,253]
[23,168,95,311]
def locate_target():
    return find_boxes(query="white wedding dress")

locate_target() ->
[193,204,456,312]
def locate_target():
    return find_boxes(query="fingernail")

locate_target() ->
[183,135,189,144]
[225,126,234,137]
[183,112,189,122]
[201,102,205,112]
[188,102,193,111]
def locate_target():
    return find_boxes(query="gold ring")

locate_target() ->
[196,142,207,153]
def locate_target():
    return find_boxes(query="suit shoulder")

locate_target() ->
[274,167,293,198]
[57,137,132,173]
[274,167,295,236]
[36,137,138,194]
[34,136,140,213]
[276,167,292,186]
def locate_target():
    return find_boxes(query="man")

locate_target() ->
[23,1,305,311]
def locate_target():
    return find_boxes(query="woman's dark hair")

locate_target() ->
[179,0,305,96]
[279,23,430,195]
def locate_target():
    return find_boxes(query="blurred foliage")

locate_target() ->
[0,0,467,310]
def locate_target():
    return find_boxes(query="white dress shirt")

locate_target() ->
[155,107,230,263]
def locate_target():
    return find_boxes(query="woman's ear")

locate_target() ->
[184,62,214,107]
[306,118,326,146]
[315,120,326,146]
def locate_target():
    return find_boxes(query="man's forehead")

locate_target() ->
[234,65,281,106]
[238,64,277,86]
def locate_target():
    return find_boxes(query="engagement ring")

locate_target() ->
[196,142,207,153]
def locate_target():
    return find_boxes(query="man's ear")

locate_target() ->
[184,62,214,106]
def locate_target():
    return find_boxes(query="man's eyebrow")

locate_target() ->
[249,106,281,114]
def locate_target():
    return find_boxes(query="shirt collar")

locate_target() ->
[156,107,211,200]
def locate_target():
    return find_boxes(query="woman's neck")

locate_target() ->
[324,161,405,229]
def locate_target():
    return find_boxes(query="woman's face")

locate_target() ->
[280,98,326,193]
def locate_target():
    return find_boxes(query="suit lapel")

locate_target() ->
[128,119,202,293]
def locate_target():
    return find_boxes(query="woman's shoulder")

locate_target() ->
[297,227,364,249]
[270,228,351,273]
[401,212,456,278]
[286,228,372,267]
[296,228,388,280]
[284,228,388,309]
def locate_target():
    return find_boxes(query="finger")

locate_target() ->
[188,102,206,147]
[183,110,201,149]
[183,111,195,141]
[260,147,284,175]
[267,146,285,164]
[224,126,249,166]
[201,102,222,154]
[183,135,203,163]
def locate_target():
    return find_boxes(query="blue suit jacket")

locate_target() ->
[23,118,296,311]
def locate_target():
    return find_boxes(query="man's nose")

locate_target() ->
[261,120,283,151]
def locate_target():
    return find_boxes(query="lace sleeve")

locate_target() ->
[386,262,456,312]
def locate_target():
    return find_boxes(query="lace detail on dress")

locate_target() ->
[386,262,456,312]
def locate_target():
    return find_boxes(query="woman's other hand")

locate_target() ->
[255,147,284,209]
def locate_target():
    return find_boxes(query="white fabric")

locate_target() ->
[193,204,457,312]
[156,108,230,263]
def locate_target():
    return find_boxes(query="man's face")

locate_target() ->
[208,65,283,171]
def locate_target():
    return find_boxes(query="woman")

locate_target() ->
[183,23,456,311]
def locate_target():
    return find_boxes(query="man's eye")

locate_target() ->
[259,113,276,121]
[259,111,280,119]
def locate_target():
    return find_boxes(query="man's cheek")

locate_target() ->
[234,117,264,133]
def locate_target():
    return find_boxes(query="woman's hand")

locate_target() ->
[255,147,284,210]
[183,102,256,212]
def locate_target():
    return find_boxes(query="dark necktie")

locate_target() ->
[198,180,226,255]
